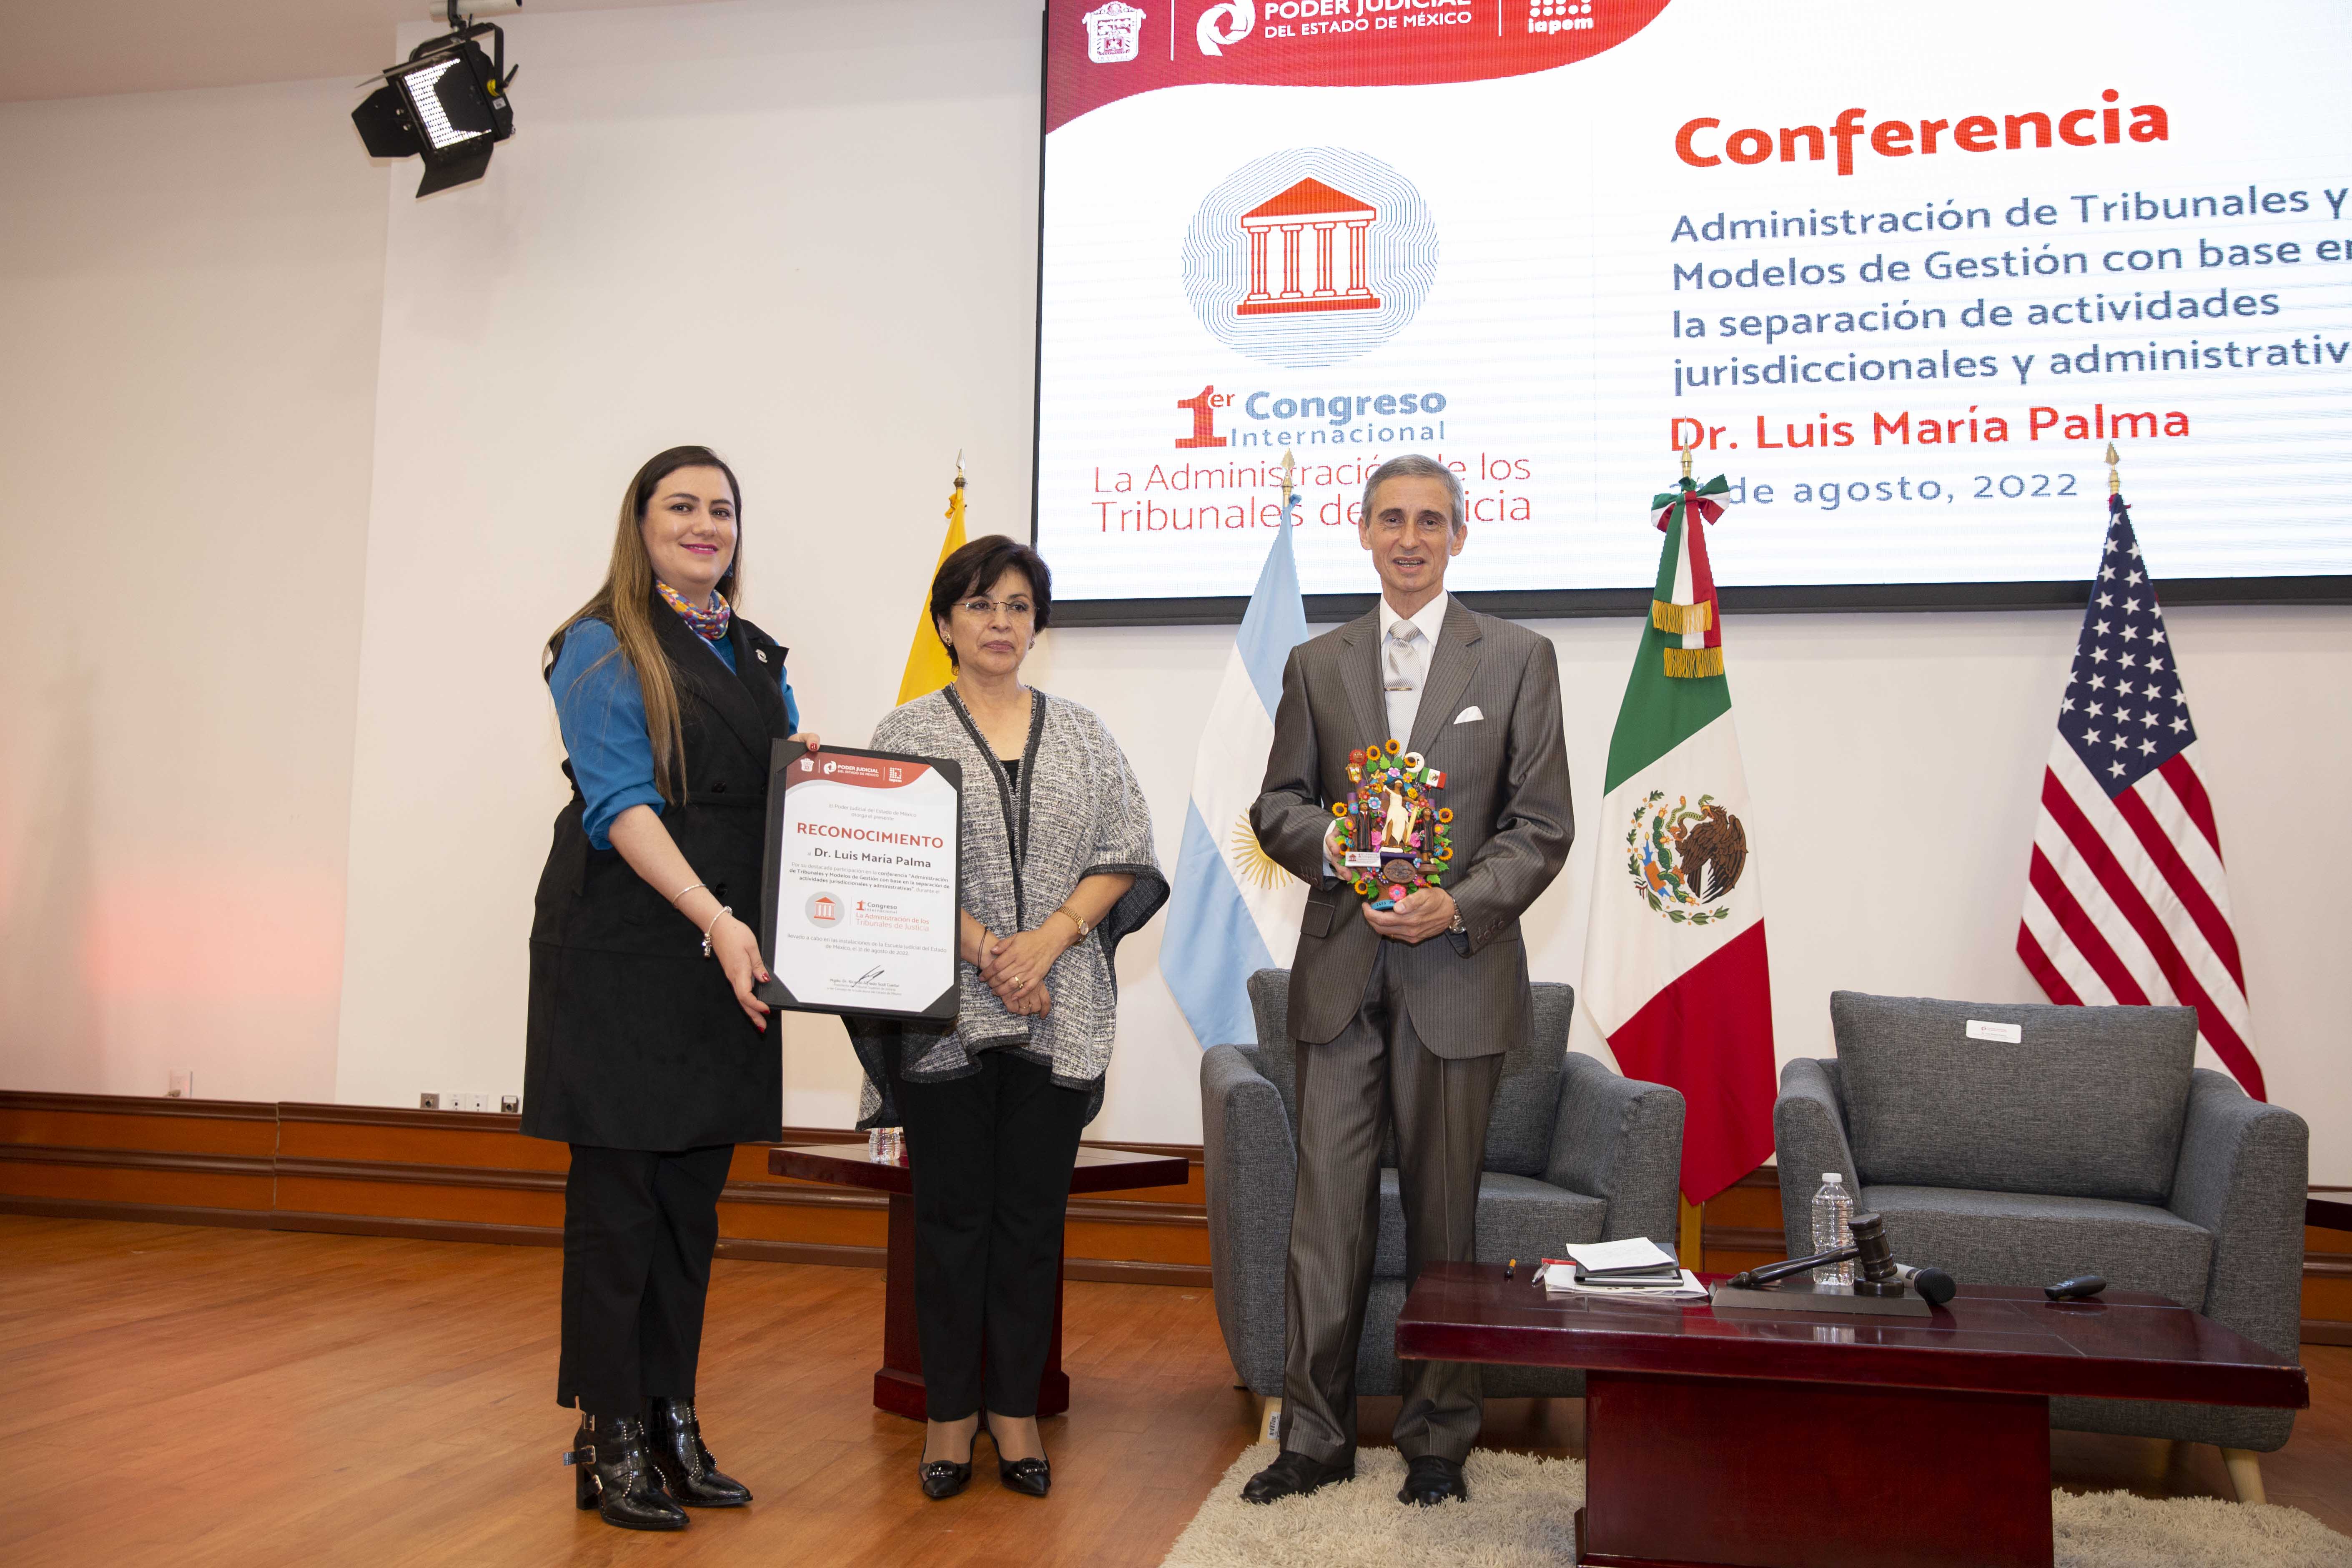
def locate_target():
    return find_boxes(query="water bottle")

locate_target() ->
[868,1126,905,1164]
[1811,1172,1854,1287]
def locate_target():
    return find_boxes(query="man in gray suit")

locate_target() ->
[1242,454,1573,1507]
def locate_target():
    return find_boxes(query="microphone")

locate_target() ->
[2046,1274,2107,1302]
[1893,1263,1956,1307]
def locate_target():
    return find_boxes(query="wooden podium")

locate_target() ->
[768,1142,1189,1419]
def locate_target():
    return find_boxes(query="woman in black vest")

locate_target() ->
[524,445,815,1531]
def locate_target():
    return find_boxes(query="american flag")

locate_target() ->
[2016,493,2259,1097]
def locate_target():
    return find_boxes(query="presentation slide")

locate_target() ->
[1034,0,2352,612]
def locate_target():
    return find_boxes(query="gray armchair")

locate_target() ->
[1203,967,1686,1422]
[1776,991,2308,1501]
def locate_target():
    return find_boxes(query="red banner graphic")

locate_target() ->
[1049,0,1673,133]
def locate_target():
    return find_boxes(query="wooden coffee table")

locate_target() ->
[1394,1261,2307,1568]
[768,1142,1188,1420]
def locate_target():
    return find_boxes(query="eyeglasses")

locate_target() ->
[955,597,1036,620]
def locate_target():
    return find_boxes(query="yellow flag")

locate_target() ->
[895,470,967,704]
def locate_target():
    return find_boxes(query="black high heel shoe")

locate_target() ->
[998,1455,1051,1497]
[919,1419,980,1500]
[645,1398,752,1507]
[918,1455,973,1500]
[567,1414,688,1531]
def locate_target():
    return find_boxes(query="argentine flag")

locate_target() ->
[1160,514,1311,1048]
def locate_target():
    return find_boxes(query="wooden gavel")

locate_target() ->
[1725,1212,1904,1295]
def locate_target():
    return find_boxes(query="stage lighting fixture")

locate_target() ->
[354,3,520,198]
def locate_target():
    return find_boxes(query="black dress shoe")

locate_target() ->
[644,1398,752,1507]
[1397,1453,1469,1506]
[918,1459,973,1499]
[568,1415,688,1531]
[1241,1449,1354,1504]
[998,1455,1051,1497]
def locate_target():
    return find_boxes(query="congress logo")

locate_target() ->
[1181,148,1438,370]
[1624,791,1747,926]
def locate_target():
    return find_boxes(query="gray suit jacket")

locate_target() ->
[1251,598,1574,1058]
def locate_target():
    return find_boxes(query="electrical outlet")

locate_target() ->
[467,1093,491,1112]
[499,1095,520,1114]
[419,1092,441,1110]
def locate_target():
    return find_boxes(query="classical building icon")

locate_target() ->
[1237,177,1382,317]
[1081,2,1146,63]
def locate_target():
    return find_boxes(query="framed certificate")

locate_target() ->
[756,743,963,1019]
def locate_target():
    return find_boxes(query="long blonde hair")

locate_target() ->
[544,445,744,804]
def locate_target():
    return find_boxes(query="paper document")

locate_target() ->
[1535,1266,1708,1300]
[1562,1237,1676,1275]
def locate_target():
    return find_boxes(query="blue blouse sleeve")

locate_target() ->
[548,620,665,851]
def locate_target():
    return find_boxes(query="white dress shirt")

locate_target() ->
[1380,590,1449,745]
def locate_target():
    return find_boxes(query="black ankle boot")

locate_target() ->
[567,1414,688,1531]
[645,1398,752,1507]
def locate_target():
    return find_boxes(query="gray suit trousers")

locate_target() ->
[1277,946,1504,1466]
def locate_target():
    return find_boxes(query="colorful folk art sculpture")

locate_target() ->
[1333,739,1453,911]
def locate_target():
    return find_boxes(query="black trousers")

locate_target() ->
[557,1142,734,1417]
[896,1051,1088,1421]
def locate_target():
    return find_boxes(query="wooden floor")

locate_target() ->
[5,1217,2349,1566]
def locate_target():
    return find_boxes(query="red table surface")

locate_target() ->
[1394,1261,2307,1409]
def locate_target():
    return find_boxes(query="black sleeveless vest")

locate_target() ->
[521,597,792,1150]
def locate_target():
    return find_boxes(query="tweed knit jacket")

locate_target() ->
[848,685,1166,1126]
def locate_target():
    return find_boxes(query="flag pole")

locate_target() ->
[2105,441,2120,497]
[894,452,971,704]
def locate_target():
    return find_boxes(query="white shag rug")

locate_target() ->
[1162,1444,2352,1568]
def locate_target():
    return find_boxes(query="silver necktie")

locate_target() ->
[1384,622,1424,739]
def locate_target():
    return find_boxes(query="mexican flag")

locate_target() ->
[1580,474,1776,1204]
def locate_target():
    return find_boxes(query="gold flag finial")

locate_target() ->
[1679,440,1695,482]
[2104,442,2119,496]
[1280,447,1296,512]
[955,449,966,489]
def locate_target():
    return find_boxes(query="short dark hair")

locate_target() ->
[930,534,1053,667]
[1361,452,1463,533]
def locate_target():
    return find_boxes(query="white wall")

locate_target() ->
[0,78,387,1102]
[0,2,2341,1179]
[327,0,2352,1179]
[332,0,1052,1112]
[1029,605,2352,1173]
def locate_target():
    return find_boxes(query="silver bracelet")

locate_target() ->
[701,905,733,959]
[670,880,707,906]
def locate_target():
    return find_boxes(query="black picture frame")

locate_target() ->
[756,742,964,1021]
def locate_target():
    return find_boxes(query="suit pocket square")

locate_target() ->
[1454,706,1484,724]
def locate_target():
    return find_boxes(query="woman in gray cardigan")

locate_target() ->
[849,535,1165,1502]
